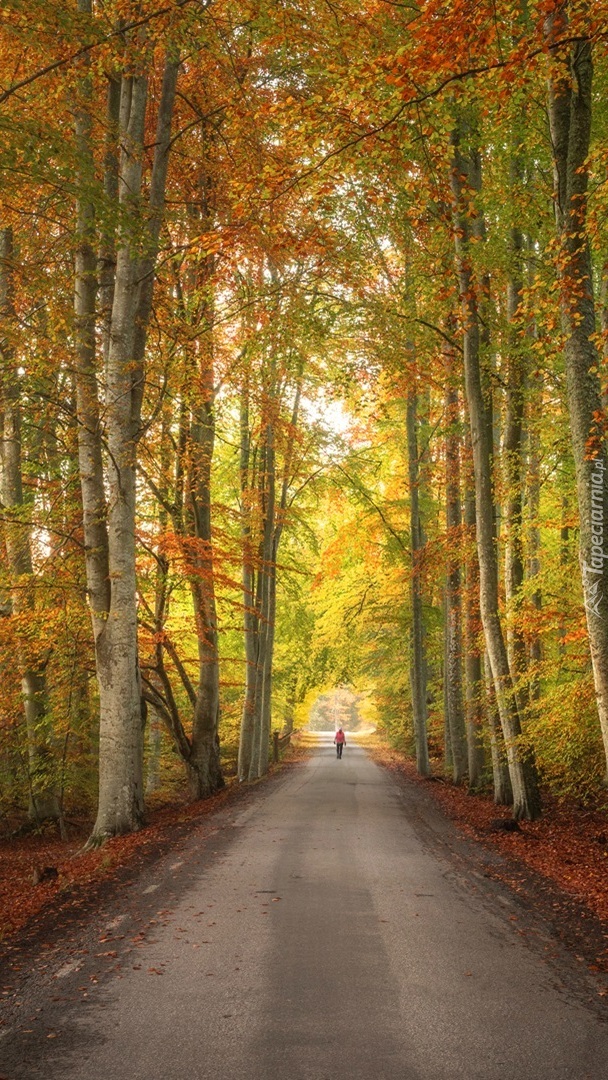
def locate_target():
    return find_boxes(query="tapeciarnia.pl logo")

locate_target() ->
[583,458,606,619]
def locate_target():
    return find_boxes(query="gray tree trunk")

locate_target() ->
[247,560,266,781]
[238,372,256,780]
[99,73,121,369]
[0,226,60,823]
[73,0,111,661]
[450,122,541,819]
[463,438,485,787]
[145,708,163,795]
[252,374,291,781]
[484,651,513,806]
[442,591,453,775]
[238,344,302,782]
[406,389,430,776]
[91,72,149,842]
[527,414,543,695]
[526,248,543,688]
[558,494,571,656]
[248,401,277,780]
[87,54,179,843]
[444,359,467,782]
[503,203,528,714]
[547,10,608,774]
[186,340,224,798]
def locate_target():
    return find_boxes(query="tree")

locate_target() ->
[71,5,180,842]
[0,226,61,825]
[444,341,467,783]
[450,114,541,819]
[546,4,608,777]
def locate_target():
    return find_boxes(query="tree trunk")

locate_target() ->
[88,54,179,843]
[442,591,453,775]
[406,389,430,776]
[238,338,302,782]
[503,198,528,714]
[558,494,571,656]
[450,122,541,819]
[238,375,258,781]
[527,412,543,695]
[142,146,225,800]
[282,674,298,736]
[99,73,121,370]
[261,366,303,772]
[186,344,224,798]
[444,356,467,783]
[145,708,163,795]
[140,413,192,793]
[247,561,267,781]
[72,0,111,655]
[0,226,60,823]
[92,73,149,842]
[258,370,284,780]
[484,651,513,806]
[463,434,485,787]
[249,403,277,780]
[547,10,608,774]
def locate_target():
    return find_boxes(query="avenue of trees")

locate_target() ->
[1,0,608,840]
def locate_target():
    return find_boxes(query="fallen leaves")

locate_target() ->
[0,782,248,942]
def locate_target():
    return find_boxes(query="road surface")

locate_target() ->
[1,739,607,1079]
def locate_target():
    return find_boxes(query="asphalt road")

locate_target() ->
[1,739,608,1080]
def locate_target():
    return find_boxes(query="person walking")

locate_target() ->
[334,727,346,759]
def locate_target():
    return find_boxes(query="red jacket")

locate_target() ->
[334,730,346,744]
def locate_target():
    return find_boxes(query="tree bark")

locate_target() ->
[91,72,149,842]
[450,121,541,819]
[484,650,513,806]
[0,226,60,823]
[256,368,302,775]
[526,406,543,694]
[463,434,485,787]
[185,337,224,798]
[255,373,279,779]
[73,0,110,654]
[145,708,163,795]
[99,73,121,370]
[503,194,528,713]
[444,353,467,783]
[238,371,258,781]
[238,333,302,782]
[442,589,453,775]
[88,53,179,843]
[406,388,430,776]
[249,356,279,781]
[547,9,608,774]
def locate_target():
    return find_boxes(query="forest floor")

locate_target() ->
[2,732,608,979]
